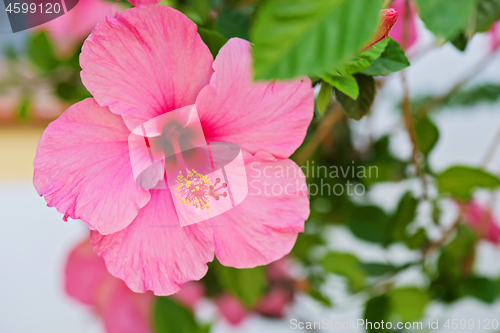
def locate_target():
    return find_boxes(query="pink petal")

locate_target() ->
[64,239,109,305]
[211,151,309,268]
[90,189,215,296]
[128,0,160,6]
[39,0,120,55]
[465,201,500,245]
[215,293,248,326]
[196,38,314,159]
[389,0,418,50]
[81,6,213,130]
[34,99,150,235]
[255,288,292,318]
[488,22,500,53]
[65,240,154,333]
[100,283,154,333]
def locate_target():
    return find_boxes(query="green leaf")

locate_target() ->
[414,0,477,39]
[441,225,477,271]
[154,297,202,333]
[461,277,498,303]
[432,200,442,225]
[390,287,429,322]
[251,0,382,80]
[449,0,500,51]
[56,80,92,102]
[322,252,366,292]
[475,0,500,32]
[216,6,251,40]
[450,32,470,51]
[361,262,399,277]
[361,135,408,185]
[292,233,324,264]
[390,192,418,243]
[317,82,333,115]
[179,0,211,25]
[415,116,440,156]
[308,288,333,307]
[347,205,391,244]
[333,38,390,76]
[362,38,410,76]
[446,84,500,107]
[27,31,58,71]
[3,43,17,61]
[322,75,359,100]
[198,27,228,58]
[335,74,376,120]
[405,228,429,250]
[215,265,266,307]
[436,166,500,200]
[431,225,477,302]
[17,96,31,120]
[364,295,390,333]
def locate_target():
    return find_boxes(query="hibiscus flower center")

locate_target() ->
[162,120,229,213]
[128,105,248,226]
[175,171,228,213]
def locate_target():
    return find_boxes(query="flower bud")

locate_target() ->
[361,8,399,51]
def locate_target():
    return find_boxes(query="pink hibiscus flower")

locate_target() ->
[389,0,418,50]
[488,22,500,53]
[215,258,303,325]
[38,0,160,56]
[215,293,249,326]
[464,201,500,245]
[65,239,154,333]
[34,6,313,296]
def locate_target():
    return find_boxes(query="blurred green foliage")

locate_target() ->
[251,0,382,80]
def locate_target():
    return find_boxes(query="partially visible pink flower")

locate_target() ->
[488,22,500,53]
[38,0,122,56]
[255,288,292,318]
[389,0,418,50]
[215,293,248,326]
[266,256,294,281]
[464,201,500,244]
[362,9,399,51]
[211,258,301,325]
[255,258,296,318]
[65,239,154,333]
[171,282,205,311]
[129,0,161,6]
[34,6,313,296]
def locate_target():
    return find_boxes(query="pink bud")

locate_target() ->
[488,22,500,53]
[255,288,293,318]
[389,0,419,50]
[361,8,399,51]
[214,293,248,326]
[464,201,500,245]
